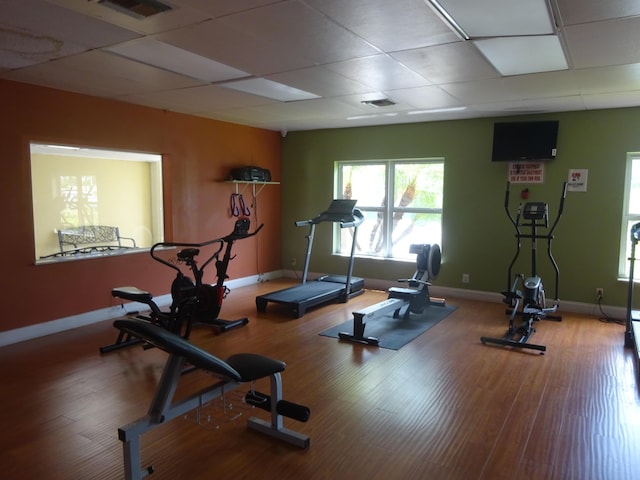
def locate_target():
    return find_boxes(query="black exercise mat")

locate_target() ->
[319,304,457,350]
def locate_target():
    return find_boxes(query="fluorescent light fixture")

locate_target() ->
[474,36,568,75]
[43,145,80,150]
[426,0,568,76]
[220,78,321,102]
[408,106,467,115]
[427,0,553,38]
[427,0,469,40]
[347,114,381,120]
[104,39,249,83]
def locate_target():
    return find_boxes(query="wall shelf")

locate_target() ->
[226,180,280,197]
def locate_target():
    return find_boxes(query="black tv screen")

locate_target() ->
[491,121,559,162]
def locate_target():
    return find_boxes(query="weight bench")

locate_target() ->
[114,319,310,480]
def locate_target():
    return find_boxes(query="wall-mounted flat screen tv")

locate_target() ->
[491,120,559,162]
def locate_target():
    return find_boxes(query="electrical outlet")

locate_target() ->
[291,257,297,267]
[462,273,470,284]
[595,288,604,299]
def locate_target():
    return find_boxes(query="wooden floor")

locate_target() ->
[1,279,640,480]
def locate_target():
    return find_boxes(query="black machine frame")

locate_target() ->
[481,182,567,354]
[625,223,640,365]
[339,243,445,346]
[113,318,309,480]
[256,200,365,318]
[101,219,261,353]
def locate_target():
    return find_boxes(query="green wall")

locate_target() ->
[281,107,640,308]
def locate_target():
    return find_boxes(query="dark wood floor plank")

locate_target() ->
[1,280,639,479]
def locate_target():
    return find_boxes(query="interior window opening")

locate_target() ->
[30,143,164,262]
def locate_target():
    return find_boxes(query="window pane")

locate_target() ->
[336,159,444,260]
[630,159,640,215]
[339,210,385,256]
[391,212,442,260]
[340,164,385,207]
[394,162,443,209]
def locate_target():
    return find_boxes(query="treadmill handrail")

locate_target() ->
[294,208,364,228]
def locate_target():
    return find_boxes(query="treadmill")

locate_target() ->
[256,199,365,318]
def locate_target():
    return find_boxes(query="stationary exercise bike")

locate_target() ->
[481,182,567,354]
[339,243,445,346]
[100,218,262,353]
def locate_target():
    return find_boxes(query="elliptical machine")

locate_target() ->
[100,218,262,353]
[481,182,567,354]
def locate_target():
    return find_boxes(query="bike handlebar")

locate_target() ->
[149,219,264,273]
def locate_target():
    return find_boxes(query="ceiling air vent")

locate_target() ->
[98,0,172,19]
[362,98,396,108]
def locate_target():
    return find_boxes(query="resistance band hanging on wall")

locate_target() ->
[230,193,251,217]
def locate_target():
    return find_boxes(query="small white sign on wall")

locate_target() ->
[568,169,588,192]
[508,162,544,184]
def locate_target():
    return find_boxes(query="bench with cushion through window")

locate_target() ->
[52,225,136,257]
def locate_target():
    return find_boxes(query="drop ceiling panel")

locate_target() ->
[384,85,463,110]
[576,64,640,95]
[392,42,499,84]
[325,54,431,91]
[305,0,459,51]
[556,0,640,25]
[171,0,283,18]
[265,66,376,98]
[158,0,380,77]
[48,0,211,35]
[564,17,640,68]
[472,95,586,114]
[440,70,579,105]
[2,50,202,97]
[119,84,276,114]
[582,90,640,110]
[0,0,140,70]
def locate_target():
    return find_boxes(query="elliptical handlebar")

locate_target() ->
[548,182,568,237]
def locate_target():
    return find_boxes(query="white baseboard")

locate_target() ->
[0,270,284,348]
[0,270,624,347]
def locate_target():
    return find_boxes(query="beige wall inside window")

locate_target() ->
[30,144,163,260]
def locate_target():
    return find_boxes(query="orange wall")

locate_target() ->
[0,79,282,332]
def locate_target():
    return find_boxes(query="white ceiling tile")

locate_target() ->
[170,0,282,18]
[576,64,640,94]
[0,0,140,70]
[47,0,211,35]
[556,0,640,25]
[325,55,431,91]
[2,50,203,97]
[564,17,640,68]
[305,0,459,51]
[266,66,376,98]
[385,85,463,109]
[392,42,498,84]
[119,84,276,114]
[582,90,640,110]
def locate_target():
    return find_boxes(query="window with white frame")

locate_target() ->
[620,153,640,278]
[335,159,444,261]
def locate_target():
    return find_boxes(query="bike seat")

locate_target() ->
[177,248,199,261]
[112,286,153,304]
